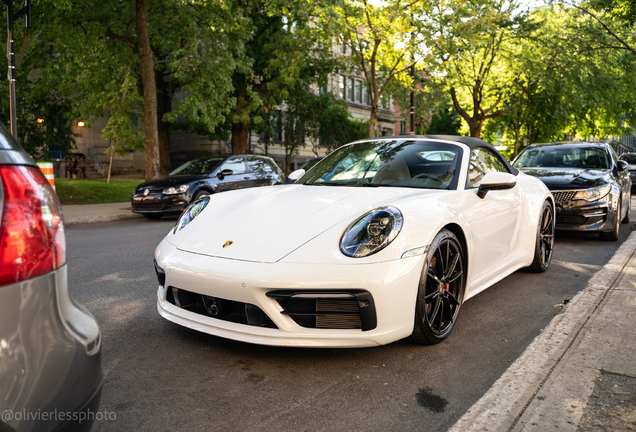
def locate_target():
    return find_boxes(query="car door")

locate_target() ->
[214,156,252,192]
[463,147,523,285]
[246,156,274,187]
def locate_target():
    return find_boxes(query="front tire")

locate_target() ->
[528,200,555,273]
[410,229,465,345]
[622,191,631,224]
[600,199,620,241]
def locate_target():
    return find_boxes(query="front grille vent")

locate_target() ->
[552,191,577,202]
[132,202,165,210]
[166,286,277,328]
[266,290,376,331]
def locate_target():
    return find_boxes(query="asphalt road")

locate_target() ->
[65,204,635,432]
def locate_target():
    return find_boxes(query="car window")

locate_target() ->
[220,157,246,175]
[246,156,273,174]
[468,147,508,188]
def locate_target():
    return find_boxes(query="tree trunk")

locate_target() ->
[368,105,378,138]
[156,69,172,175]
[231,87,249,154]
[513,122,521,158]
[136,0,160,181]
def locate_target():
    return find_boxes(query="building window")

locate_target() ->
[347,77,354,101]
[363,84,369,105]
[355,80,362,103]
[400,120,406,134]
[339,75,346,99]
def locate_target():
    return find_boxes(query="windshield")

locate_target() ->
[299,140,462,189]
[513,146,609,169]
[169,157,225,176]
[620,153,636,164]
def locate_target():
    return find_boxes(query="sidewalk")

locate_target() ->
[450,231,636,432]
[61,201,143,225]
[61,202,636,431]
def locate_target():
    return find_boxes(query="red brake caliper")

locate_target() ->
[445,283,450,291]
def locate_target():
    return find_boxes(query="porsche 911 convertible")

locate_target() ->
[153,136,555,347]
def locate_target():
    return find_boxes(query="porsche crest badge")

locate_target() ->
[222,241,234,249]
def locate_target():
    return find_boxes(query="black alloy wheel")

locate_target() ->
[410,229,465,345]
[528,200,555,273]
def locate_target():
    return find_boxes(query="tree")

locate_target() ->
[338,0,421,138]
[483,5,636,154]
[25,0,247,180]
[424,0,541,138]
[228,0,338,154]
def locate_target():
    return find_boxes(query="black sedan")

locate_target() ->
[513,142,631,241]
[619,152,636,189]
[132,154,283,219]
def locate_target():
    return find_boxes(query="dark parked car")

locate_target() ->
[513,141,631,241]
[0,121,102,432]
[131,154,283,219]
[619,152,636,189]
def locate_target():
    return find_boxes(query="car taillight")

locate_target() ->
[0,165,66,286]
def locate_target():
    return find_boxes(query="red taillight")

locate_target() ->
[0,165,66,286]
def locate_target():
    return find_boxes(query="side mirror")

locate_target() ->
[217,169,233,180]
[288,169,306,183]
[617,160,629,171]
[477,172,517,199]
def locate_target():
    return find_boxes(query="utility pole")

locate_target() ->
[3,0,31,141]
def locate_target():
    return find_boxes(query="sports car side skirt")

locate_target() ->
[166,286,277,329]
[266,290,377,331]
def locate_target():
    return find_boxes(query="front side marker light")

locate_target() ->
[401,246,428,259]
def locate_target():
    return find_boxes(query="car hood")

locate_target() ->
[520,167,612,190]
[136,175,201,191]
[173,185,432,263]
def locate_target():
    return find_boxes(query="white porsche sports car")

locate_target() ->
[154,136,555,347]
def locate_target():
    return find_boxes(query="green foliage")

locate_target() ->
[55,178,143,205]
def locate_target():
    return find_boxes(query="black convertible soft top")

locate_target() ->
[357,135,519,175]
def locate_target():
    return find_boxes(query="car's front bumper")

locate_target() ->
[131,192,189,215]
[0,265,103,432]
[553,193,619,232]
[155,241,425,347]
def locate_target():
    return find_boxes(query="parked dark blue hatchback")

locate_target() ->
[131,155,283,219]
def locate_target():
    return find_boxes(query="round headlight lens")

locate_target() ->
[163,184,190,195]
[174,195,209,233]
[340,206,403,258]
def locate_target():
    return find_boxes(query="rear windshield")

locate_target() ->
[0,121,23,151]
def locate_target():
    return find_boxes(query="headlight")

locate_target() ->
[574,184,611,201]
[174,195,209,233]
[163,184,189,195]
[340,206,403,258]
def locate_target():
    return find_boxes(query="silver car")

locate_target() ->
[0,122,103,432]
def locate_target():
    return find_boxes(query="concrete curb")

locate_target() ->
[61,202,144,226]
[448,230,636,432]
